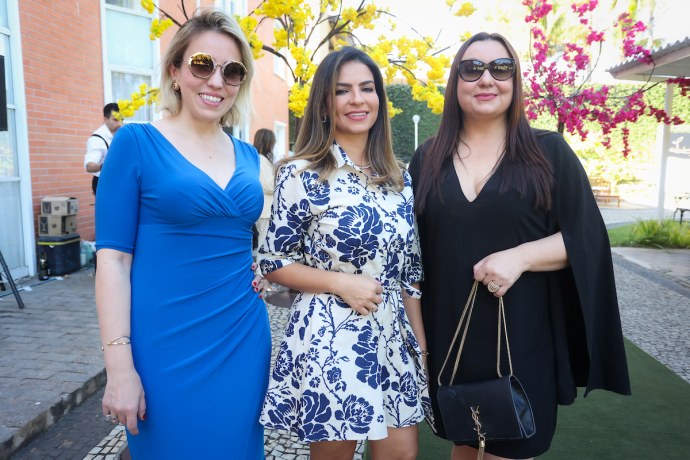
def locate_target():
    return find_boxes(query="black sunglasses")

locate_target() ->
[188,52,247,86]
[458,58,515,82]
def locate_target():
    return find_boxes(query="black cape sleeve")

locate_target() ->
[538,130,631,402]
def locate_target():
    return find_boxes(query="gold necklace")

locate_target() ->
[354,161,371,169]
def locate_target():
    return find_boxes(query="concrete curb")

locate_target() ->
[0,370,106,460]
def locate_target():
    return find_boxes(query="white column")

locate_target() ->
[657,83,675,220]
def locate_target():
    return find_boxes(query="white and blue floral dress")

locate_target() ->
[258,144,433,441]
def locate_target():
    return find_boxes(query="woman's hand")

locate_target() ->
[251,262,268,299]
[333,274,383,316]
[474,233,568,297]
[473,247,527,297]
[102,367,146,435]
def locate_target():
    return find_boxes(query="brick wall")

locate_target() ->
[251,7,289,149]
[19,0,289,242]
[20,1,105,241]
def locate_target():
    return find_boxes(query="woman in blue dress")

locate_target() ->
[95,9,270,459]
[258,47,433,460]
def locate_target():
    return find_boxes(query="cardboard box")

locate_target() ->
[39,214,78,236]
[41,196,79,216]
[37,234,81,275]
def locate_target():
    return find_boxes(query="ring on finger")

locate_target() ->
[487,281,500,293]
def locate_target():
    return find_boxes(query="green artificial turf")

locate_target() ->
[374,340,690,459]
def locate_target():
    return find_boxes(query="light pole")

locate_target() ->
[412,114,420,151]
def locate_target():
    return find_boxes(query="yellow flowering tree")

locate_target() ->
[242,0,477,117]
[118,0,477,120]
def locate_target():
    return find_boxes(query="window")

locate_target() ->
[0,0,28,275]
[0,0,7,27]
[104,1,156,121]
[273,122,287,162]
[216,0,247,16]
[105,0,146,12]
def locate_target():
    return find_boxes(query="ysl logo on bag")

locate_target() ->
[471,406,487,460]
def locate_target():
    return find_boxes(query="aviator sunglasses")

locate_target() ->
[458,58,515,82]
[187,52,247,86]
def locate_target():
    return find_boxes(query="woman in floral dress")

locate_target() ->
[259,47,432,460]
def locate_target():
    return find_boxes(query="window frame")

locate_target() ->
[102,0,159,122]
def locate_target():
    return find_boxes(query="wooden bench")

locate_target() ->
[590,178,621,207]
[673,193,690,224]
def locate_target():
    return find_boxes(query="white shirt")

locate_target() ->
[83,124,114,178]
[258,154,275,219]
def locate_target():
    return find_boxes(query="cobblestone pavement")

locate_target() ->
[263,302,366,460]
[0,270,103,460]
[613,255,690,383]
[5,300,362,460]
[1,204,688,459]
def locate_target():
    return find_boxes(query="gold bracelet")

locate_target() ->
[101,336,131,351]
[419,350,430,357]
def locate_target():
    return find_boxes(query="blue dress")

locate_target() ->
[96,123,271,459]
[258,144,433,442]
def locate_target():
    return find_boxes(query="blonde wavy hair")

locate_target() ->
[158,8,254,127]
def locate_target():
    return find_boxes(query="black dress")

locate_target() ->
[409,130,631,458]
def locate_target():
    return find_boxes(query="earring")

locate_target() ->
[172,81,179,91]
[321,115,328,124]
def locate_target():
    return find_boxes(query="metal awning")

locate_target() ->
[607,37,690,82]
[608,37,690,218]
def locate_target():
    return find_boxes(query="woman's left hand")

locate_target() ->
[473,247,527,297]
[251,262,268,299]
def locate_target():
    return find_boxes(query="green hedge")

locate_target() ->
[387,84,443,164]
[293,81,690,167]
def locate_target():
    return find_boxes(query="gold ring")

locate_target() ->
[487,281,500,293]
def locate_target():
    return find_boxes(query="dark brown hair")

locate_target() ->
[253,128,276,162]
[414,32,553,214]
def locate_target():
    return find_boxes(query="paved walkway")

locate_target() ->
[1,204,688,459]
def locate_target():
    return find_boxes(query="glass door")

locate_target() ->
[0,0,29,278]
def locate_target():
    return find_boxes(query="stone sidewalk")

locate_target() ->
[0,271,104,460]
[0,272,359,460]
[1,204,688,459]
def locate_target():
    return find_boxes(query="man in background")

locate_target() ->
[84,102,121,195]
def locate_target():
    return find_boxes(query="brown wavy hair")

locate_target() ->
[285,46,403,191]
[414,32,553,214]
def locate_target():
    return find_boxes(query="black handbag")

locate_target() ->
[436,281,536,458]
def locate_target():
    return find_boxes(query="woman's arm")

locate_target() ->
[265,264,382,316]
[473,231,568,297]
[96,248,146,435]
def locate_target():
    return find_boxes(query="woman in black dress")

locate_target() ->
[409,32,631,460]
